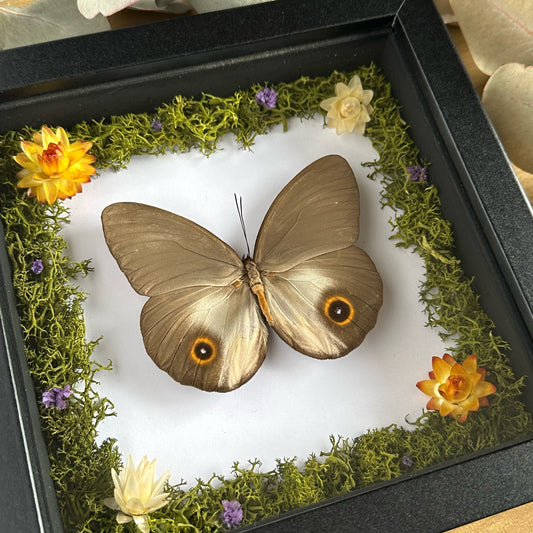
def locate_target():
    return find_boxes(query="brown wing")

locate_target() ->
[140,283,268,392]
[263,246,382,358]
[102,202,268,392]
[254,155,359,272]
[102,202,244,295]
[254,155,382,358]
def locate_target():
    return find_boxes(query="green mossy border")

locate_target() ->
[0,64,531,532]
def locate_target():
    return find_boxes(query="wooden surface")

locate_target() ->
[447,501,533,533]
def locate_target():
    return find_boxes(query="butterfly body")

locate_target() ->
[102,155,383,392]
[243,257,275,325]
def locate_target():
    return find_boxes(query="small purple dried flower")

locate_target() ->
[401,455,413,468]
[30,259,44,275]
[255,87,277,109]
[42,385,73,409]
[406,165,427,182]
[221,499,243,529]
[150,118,163,132]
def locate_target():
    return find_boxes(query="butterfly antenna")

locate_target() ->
[234,193,252,258]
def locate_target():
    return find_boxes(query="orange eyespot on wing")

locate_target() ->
[190,336,217,365]
[324,295,355,326]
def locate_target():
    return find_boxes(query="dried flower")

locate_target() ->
[14,126,96,204]
[320,74,373,135]
[406,165,427,182]
[416,354,497,423]
[401,455,413,468]
[41,385,72,409]
[150,118,163,132]
[30,259,44,275]
[255,87,278,109]
[221,499,243,528]
[103,455,170,533]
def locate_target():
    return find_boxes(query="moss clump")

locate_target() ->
[0,169,121,530]
[1,64,531,532]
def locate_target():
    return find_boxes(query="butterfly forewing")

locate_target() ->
[102,202,244,295]
[254,155,360,272]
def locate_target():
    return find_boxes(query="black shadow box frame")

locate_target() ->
[1,0,532,531]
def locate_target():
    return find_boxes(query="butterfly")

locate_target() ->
[101,155,383,392]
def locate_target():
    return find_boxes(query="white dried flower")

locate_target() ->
[320,74,374,135]
[103,455,170,533]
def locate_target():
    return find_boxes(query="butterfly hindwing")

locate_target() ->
[262,246,383,358]
[140,284,268,392]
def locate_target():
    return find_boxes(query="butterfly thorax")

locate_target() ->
[243,257,274,326]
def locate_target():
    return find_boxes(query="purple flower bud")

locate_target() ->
[30,259,44,275]
[406,165,427,182]
[42,385,72,409]
[150,118,163,132]
[221,499,243,528]
[401,455,413,468]
[255,87,277,109]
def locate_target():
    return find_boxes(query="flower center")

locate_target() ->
[39,142,69,176]
[339,97,361,118]
[439,375,472,403]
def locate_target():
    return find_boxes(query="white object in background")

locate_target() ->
[0,0,109,50]
[129,0,191,13]
[188,0,275,14]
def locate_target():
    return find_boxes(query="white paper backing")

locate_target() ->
[60,116,448,485]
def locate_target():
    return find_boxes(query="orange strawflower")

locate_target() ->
[14,126,96,204]
[416,353,497,423]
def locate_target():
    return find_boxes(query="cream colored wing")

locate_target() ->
[140,283,268,392]
[102,202,268,392]
[263,246,383,358]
